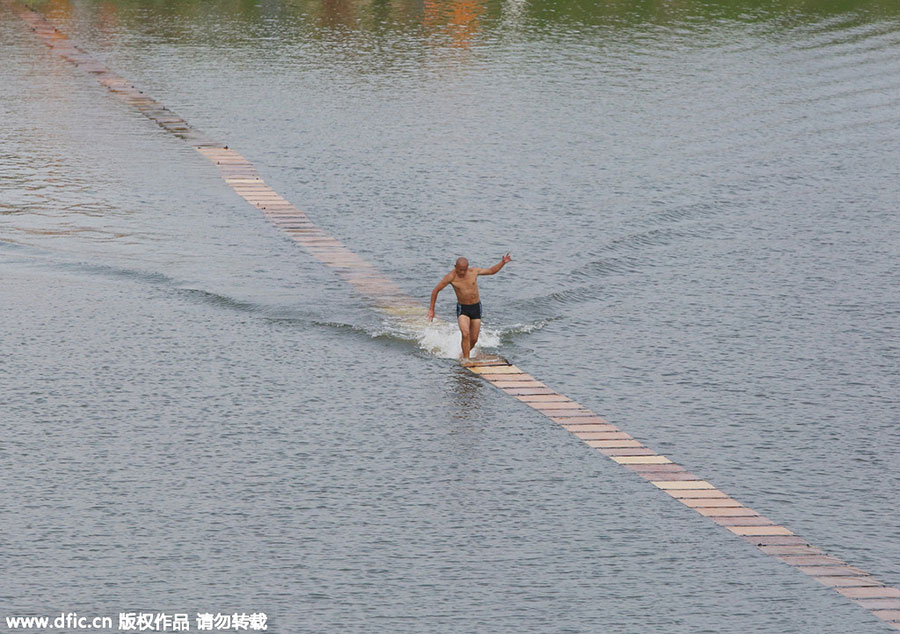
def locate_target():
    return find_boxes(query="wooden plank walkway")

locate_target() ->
[6,1,898,629]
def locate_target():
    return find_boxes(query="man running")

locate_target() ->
[426,253,512,359]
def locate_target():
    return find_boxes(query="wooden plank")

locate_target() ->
[516,394,572,403]
[712,516,776,527]
[663,489,728,499]
[815,576,882,588]
[634,471,701,481]
[680,497,743,508]
[621,463,686,473]
[652,480,714,490]
[562,424,622,433]
[469,365,522,374]
[494,384,549,391]
[742,535,810,546]
[872,611,900,623]
[462,357,509,367]
[838,587,900,599]
[529,401,584,409]
[696,507,758,517]
[485,376,535,383]
[728,526,793,536]
[854,599,900,610]
[554,416,609,425]
[584,439,643,448]
[540,410,597,417]
[797,566,870,577]
[503,388,558,396]
[759,545,825,556]
[611,456,670,464]
[596,447,656,456]
[574,431,635,441]
[778,555,846,566]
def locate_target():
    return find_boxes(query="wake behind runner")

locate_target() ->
[426,253,512,359]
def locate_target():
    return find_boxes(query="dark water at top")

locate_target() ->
[1,0,899,632]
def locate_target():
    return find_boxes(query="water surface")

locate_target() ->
[1,1,899,631]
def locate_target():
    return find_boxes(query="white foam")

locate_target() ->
[416,320,501,359]
[382,313,501,359]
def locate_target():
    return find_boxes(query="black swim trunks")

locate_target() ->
[456,301,482,320]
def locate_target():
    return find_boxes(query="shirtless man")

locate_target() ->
[426,253,512,359]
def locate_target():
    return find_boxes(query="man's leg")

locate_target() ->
[457,314,472,358]
[469,319,481,355]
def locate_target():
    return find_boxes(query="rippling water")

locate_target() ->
[2,1,899,632]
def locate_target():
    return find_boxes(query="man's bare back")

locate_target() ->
[427,253,512,359]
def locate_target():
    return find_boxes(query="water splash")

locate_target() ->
[414,319,502,359]
[374,305,502,359]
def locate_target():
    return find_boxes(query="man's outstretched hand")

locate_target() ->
[426,308,435,322]
[502,252,512,264]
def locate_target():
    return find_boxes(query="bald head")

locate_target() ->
[455,257,469,270]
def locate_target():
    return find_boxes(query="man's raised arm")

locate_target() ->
[478,252,512,276]
[427,272,453,321]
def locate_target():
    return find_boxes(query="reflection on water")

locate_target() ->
[28,0,900,37]
[448,367,486,422]
[424,0,484,48]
